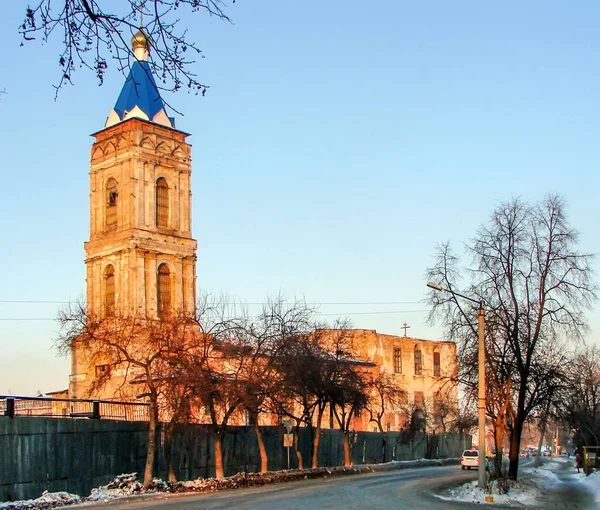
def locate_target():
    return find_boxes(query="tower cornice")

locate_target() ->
[91,117,190,140]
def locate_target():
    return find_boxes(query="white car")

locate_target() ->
[461,449,480,470]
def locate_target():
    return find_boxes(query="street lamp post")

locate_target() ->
[427,282,486,490]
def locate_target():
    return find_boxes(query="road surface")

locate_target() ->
[77,460,597,509]
[76,465,500,510]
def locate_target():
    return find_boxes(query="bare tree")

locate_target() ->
[426,195,597,480]
[323,326,372,466]
[268,320,369,469]
[561,345,600,449]
[20,1,232,96]
[236,296,316,473]
[363,372,409,462]
[365,372,406,433]
[168,295,249,479]
[270,327,330,469]
[332,375,370,466]
[55,302,198,487]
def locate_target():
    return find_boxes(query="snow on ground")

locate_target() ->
[437,478,541,507]
[437,456,600,507]
[0,492,81,510]
[580,470,600,505]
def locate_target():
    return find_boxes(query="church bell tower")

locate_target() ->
[85,31,197,320]
[69,31,198,397]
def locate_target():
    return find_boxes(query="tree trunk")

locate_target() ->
[493,418,505,478]
[311,406,325,469]
[294,429,304,469]
[165,420,177,483]
[144,400,158,488]
[343,431,351,466]
[508,413,524,480]
[253,419,268,473]
[214,431,225,479]
[534,418,547,468]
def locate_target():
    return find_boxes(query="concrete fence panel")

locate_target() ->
[1,417,470,502]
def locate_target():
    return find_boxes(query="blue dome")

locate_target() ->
[113,61,166,121]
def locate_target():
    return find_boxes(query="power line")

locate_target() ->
[0,300,68,304]
[317,310,428,316]
[0,318,56,321]
[0,299,423,305]
[0,308,429,321]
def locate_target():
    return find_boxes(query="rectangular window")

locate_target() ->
[106,180,118,229]
[433,351,441,377]
[414,349,422,376]
[156,180,169,228]
[397,390,408,405]
[414,391,424,408]
[393,347,402,374]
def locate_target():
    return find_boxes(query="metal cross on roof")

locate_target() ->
[139,0,145,28]
[401,322,411,337]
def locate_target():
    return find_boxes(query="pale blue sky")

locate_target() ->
[1,1,599,395]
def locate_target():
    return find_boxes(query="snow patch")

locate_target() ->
[437,479,541,507]
[579,470,600,504]
[0,491,81,510]
[436,458,591,507]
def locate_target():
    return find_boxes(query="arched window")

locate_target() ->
[104,265,115,316]
[433,350,441,377]
[393,347,402,374]
[157,263,171,318]
[156,178,169,228]
[414,345,422,376]
[105,178,118,228]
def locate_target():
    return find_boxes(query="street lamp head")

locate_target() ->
[427,282,444,292]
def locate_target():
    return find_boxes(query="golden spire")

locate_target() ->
[131,1,149,61]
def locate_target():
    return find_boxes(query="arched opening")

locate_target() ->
[105,178,118,228]
[156,178,169,228]
[414,345,422,376]
[393,347,402,374]
[104,265,115,316]
[433,350,441,377]
[157,263,171,318]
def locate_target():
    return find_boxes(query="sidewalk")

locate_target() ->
[437,457,600,507]
[525,458,597,508]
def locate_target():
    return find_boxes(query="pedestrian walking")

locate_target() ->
[575,450,583,473]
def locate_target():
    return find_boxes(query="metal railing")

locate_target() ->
[0,395,150,421]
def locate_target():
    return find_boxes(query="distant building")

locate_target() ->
[317,329,458,433]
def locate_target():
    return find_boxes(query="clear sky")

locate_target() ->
[1,1,599,396]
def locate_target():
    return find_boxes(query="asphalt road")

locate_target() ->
[76,465,491,510]
[76,459,597,510]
